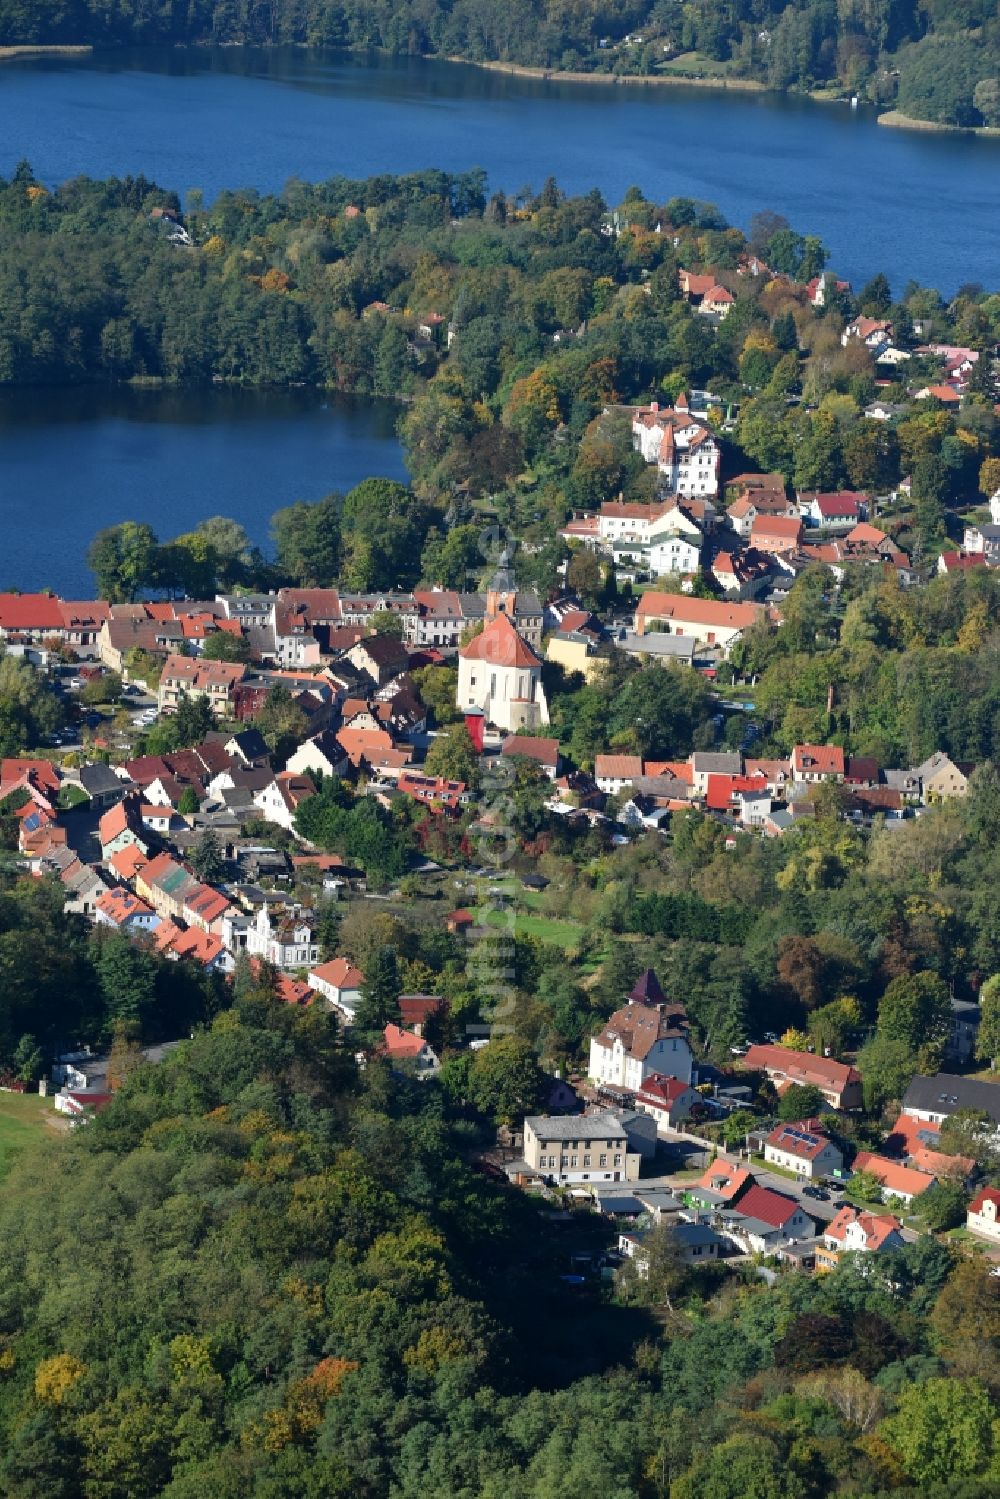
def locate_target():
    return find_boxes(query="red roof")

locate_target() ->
[705,773,768,810]
[824,1205,902,1250]
[805,492,864,518]
[501,735,559,768]
[852,1152,935,1197]
[383,1023,429,1057]
[398,994,443,1029]
[310,957,364,992]
[459,611,541,669]
[765,1119,834,1161]
[636,1073,693,1108]
[694,1158,752,1201]
[969,1186,1000,1215]
[0,594,64,631]
[734,1183,803,1228]
[742,1044,859,1094]
[792,744,845,777]
[1,758,60,796]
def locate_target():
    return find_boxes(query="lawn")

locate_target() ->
[0,1091,59,1177]
[476,904,586,949]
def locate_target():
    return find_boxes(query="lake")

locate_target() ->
[0,387,406,596]
[1,47,999,291]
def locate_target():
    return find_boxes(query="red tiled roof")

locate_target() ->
[969,1186,1000,1215]
[460,611,541,669]
[310,957,364,991]
[634,593,768,630]
[501,735,559,768]
[742,1044,859,1094]
[852,1152,935,1196]
[383,1023,429,1057]
[824,1205,902,1249]
[734,1183,803,1228]
[765,1119,834,1161]
[636,1073,693,1107]
[792,744,845,776]
[694,1158,752,1201]
[0,594,64,631]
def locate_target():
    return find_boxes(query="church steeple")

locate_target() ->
[485,544,517,622]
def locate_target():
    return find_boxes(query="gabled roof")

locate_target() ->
[742,1044,859,1093]
[824,1205,902,1250]
[459,611,541,669]
[852,1152,935,1196]
[765,1119,835,1161]
[969,1186,1000,1215]
[636,1073,693,1107]
[595,754,643,781]
[0,593,65,631]
[594,996,689,1060]
[383,1023,430,1057]
[733,1183,803,1228]
[693,1158,752,1201]
[634,593,767,630]
[310,957,364,991]
[902,1072,1000,1123]
[792,744,845,776]
[501,735,559,768]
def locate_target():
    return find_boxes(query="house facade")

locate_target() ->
[588,970,693,1090]
[523,1109,652,1184]
[245,905,318,970]
[763,1120,844,1179]
[967,1186,1000,1243]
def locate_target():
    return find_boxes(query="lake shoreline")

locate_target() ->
[877,108,1000,137]
[442,54,768,93]
[0,44,92,60]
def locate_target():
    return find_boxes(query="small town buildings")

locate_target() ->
[500,735,561,780]
[851,1152,936,1204]
[252,772,316,831]
[382,1023,440,1076]
[308,957,364,1018]
[718,1183,814,1252]
[594,754,644,795]
[633,1074,701,1132]
[763,1119,844,1179]
[588,970,693,1089]
[285,731,350,782]
[98,798,150,860]
[966,1186,1000,1244]
[633,593,770,656]
[799,492,865,529]
[245,904,318,970]
[522,1108,655,1184]
[791,744,846,782]
[750,514,804,555]
[815,1207,904,1269]
[456,612,549,732]
[915,751,971,803]
[742,1045,862,1111]
[158,654,247,716]
[689,1158,753,1208]
[93,887,160,933]
[629,398,721,497]
[901,1072,1000,1132]
[947,997,981,1065]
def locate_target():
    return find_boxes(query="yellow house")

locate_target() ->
[546,633,602,683]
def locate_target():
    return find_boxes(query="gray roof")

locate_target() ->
[902,1072,1000,1123]
[672,1222,724,1247]
[691,752,743,774]
[618,629,696,660]
[594,1193,644,1214]
[79,762,126,796]
[525,1110,625,1142]
[635,1188,686,1213]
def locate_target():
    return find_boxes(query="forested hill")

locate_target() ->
[0,989,997,1496]
[0,0,998,128]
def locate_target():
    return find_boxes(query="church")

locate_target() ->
[456,552,549,733]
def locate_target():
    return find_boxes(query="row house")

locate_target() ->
[523,1108,656,1185]
[158,654,247,716]
[741,1044,862,1111]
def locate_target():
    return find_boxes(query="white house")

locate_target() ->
[588,970,693,1090]
[245,904,318,970]
[763,1120,844,1180]
[285,731,350,782]
[966,1186,1000,1243]
[630,399,720,497]
[648,527,703,577]
[633,1073,701,1132]
[309,957,364,1019]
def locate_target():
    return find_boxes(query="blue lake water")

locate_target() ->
[0,47,998,290]
[0,387,406,595]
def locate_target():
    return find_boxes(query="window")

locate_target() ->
[583,1155,591,1168]
[570,1156,578,1168]
[599,1154,607,1167]
[614,1154,622,1167]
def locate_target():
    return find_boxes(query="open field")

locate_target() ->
[0,1091,62,1177]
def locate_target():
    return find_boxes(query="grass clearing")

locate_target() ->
[0,1091,60,1177]
[476,905,586,949]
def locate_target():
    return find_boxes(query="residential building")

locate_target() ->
[948,998,982,1065]
[252,772,316,831]
[588,970,693,1089]
[799,492,865,529]
[285,731,350,782]
[763,1119,844,1179]
[718,1183,814,1252]
[94,887,160,933]
[382,1023,440,1076]
[689,751,742,794]
[741,1045,862,1111]
[966,1186,1000,1244]
[750,514,804,555]
[791,744,846,782]
[245,904,318,970]
[633,592,771,655]
[630,398,720,497]
[456,612,549,732]
[158,654,247,716]
[851,1152,936,1205]
[915,751,971,803]
[594,754,644,795]
[901,1072,1000,1132]
[523,1109,652,1184]
[815,1207,904,1269]
[97,797,150,860]
[500,735,561,780]
[633,1073,701,1132]
[309,957,364,1018]
[620,1221,725,1275]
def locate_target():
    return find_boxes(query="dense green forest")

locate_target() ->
[0,979,995,1497]
[1,0,998,125]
